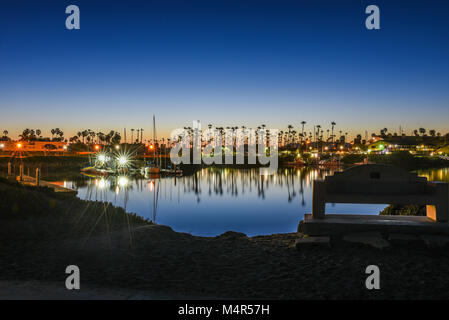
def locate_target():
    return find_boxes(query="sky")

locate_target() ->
[0,0,448,141]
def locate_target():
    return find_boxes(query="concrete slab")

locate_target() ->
[295,236,330,249]
[301,214,449,236]
[343,232,390,249]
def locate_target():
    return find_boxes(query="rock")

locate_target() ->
[295,236,330,249]
[343,232,389,249]
[388,234,421,246]
[218,231,247,239]
[297,220,305,233]
[419,235,449,248]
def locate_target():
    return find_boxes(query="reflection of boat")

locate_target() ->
[141,164,182,178]
[141,162,160,175]
[160,168,183,175]
[318,159,340,168]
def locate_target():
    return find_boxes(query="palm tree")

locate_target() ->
[97,132,105,144]
[3,130,8,138]
[111,132,121,145]
[300,121,306,137]
[331,121,336,143]
[81,130,88,143]
[287,125,293,144]
[58,129,64,141]
[20,129,31,141]
[419,128,426,136]
[131,129,135,143]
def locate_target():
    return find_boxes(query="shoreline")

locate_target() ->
[2,178,449,299]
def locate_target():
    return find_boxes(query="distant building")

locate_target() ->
[0,140,68,152]
[366,137,436,154]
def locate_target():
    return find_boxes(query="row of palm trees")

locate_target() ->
[129,128,144,144]
[71,130,122,145]
[173,121,346,148]
[14,128,65,142]
[5,124,447,147]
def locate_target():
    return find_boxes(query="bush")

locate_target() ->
[341,154,365,164]
[380,204,426,216]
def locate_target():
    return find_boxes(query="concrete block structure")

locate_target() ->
[301,164,449,236]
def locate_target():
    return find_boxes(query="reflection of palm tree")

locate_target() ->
[299,169,306,207]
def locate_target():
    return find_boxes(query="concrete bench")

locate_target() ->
[312,164,448,222]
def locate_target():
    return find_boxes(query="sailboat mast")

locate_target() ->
[153,115,157,164]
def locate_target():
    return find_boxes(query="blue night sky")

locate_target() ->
[0,0,448,140]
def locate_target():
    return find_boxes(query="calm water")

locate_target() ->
[60,167,398,237]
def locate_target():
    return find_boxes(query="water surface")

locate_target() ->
[63,167,392,236]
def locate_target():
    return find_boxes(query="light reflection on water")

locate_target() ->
[416,168,449,183]
[61,167,392,236]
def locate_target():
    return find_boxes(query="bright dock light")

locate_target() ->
[97,154,106,163]
[118,155,128,166]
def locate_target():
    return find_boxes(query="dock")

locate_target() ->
[17,175,77,195]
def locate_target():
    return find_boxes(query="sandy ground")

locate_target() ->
[3,224,449,299]
[0,280,203,300]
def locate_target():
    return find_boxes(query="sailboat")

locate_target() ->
[141,115,182,177]
[142,115,160,175]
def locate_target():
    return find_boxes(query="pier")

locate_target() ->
[14,166,77,195]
